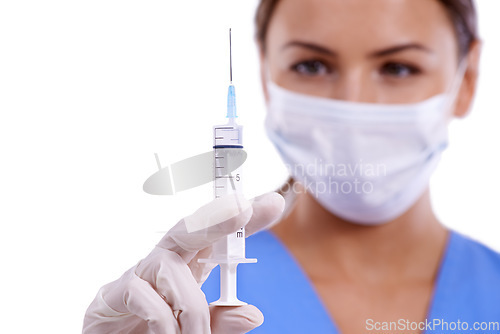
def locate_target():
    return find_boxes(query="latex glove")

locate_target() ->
[83,192,285,334]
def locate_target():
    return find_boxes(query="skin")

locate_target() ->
[257,0,481,333]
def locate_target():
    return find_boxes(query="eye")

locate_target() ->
[291,60,330,76]
[380,62,421,78]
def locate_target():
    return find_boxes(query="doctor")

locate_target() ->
[84,0,500,333]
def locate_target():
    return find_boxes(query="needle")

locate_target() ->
[229,28,233,84]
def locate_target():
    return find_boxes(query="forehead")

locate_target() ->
[267,0,457,53]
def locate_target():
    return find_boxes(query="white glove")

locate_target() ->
[83,192,285,334]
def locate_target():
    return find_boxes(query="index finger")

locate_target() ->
[157,193,253,262]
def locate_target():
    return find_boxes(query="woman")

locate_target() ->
[84,0,500,333]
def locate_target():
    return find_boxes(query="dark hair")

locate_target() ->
[256,0,478,58]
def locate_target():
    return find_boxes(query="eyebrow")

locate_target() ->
[282,41,433,58]
[369,43,433,57]
[282,41,338,56]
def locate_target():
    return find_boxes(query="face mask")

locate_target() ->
[264,63,467,225]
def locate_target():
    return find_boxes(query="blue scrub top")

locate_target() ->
[202,229,500,333]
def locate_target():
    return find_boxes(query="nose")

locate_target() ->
[330,67,378,103]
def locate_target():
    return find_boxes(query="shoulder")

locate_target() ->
[448,229,500,277]
[441,230,500,316]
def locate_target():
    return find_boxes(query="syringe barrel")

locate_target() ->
[213,124,246,260]
[213,123,242,147]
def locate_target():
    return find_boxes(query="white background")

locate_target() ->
[0,0,498,332]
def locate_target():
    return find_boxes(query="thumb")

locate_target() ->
[210,305,264,334]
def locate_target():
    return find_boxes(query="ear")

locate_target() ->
[257,41,270,103]
[453,39,482,118]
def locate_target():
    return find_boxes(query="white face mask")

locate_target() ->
[264,63,466,225]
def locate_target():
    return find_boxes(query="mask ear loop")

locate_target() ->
[262,62,286,107]
[443,57,469,118]
[263,61,288,93]
[262,61,272,83]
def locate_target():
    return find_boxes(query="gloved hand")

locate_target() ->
[83,192,285,334]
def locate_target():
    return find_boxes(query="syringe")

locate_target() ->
[198,29,256,306]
